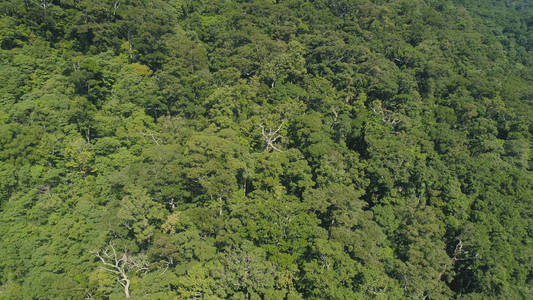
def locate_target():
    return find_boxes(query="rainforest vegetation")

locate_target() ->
[0,0,532,299]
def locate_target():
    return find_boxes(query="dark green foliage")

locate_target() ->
[1,0,532,298]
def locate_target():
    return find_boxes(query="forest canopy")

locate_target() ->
[0,0,532,299]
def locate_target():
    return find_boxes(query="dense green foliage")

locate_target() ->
[0,0,532,299]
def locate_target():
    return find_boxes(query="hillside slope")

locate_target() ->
[0,0,532,298]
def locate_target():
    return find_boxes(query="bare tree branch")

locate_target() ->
[142,131,161,146]
[94,244,131,298]
[259,121,285,152]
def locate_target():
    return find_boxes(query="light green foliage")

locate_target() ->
[117,186,167,244]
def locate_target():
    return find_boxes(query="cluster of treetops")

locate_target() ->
[0,0,532,299]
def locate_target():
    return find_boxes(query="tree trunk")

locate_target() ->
[123,278,130,298]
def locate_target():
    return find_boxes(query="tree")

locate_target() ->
[94,244,132,298]
[259,121,284,152]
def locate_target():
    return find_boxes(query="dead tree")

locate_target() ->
[142,131,161,146]
[94,245,131,298]
[451,239,478,262]
[112,0,120,17]
[39,0,49,9]
[259,121,284,152]
[372,102,401,126]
